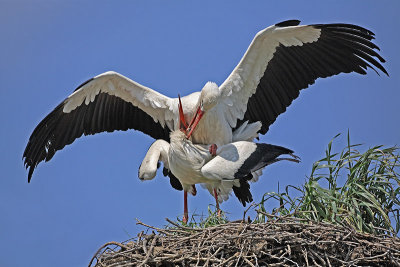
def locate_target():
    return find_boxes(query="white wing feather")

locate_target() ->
[63,71,177,129]
[218,25,321,127]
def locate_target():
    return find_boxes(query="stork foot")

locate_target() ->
[209,144,218,156]
[217,209,221,217]
[182,214,188,224]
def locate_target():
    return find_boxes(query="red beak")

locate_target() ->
[178,95,188,131]
[186,105,204,139]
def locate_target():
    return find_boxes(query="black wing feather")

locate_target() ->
[23,92,170,182]
[236,23,388,134]
[163,167,183,191]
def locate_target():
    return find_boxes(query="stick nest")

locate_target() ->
[89,217,400,267]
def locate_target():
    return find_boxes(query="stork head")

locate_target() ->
[178,82,219,139]
[199,81,219,112]
[185,82,219,138]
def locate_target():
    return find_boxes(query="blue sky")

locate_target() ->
[1,1,399,266]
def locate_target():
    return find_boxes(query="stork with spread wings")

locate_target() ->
[24,20,387,186]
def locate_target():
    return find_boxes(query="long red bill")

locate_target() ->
[186,105,204,139]
[178,95,188,131]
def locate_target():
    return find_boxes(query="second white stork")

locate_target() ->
[138,95,298,223]
[23,20,387,183]
[139,129,299,223]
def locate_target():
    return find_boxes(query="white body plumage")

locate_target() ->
[139,121,299,205]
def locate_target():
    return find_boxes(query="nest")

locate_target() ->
[89,217,400,267]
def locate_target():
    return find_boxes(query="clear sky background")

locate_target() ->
[1,1,399,266]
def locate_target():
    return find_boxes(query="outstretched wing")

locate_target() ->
[23,71,178,182]
[218,20,388,134]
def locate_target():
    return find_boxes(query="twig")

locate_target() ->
[243,202,256,222]
[138,235,158,267]
[165,218,202,231]
[243,257,255,267]
[88,241,130,267]
[90,216,400,267]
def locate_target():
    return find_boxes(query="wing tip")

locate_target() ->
[275,20,301,27]
[27,166,34,183]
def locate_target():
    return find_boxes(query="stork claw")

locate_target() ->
[217,209,221,217]
[182,214,188,224]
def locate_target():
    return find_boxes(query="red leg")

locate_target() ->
[213,188,221,216]
[209,144,218,156]
[183,191,188,224]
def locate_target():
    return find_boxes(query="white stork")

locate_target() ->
[23,19,387,185]
[139,102,300,222]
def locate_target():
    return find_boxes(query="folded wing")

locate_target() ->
[201,141,299,206]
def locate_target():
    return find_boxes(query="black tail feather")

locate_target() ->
[232,179,253,207]
[232,143,299,206]
[234,143,298,180]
